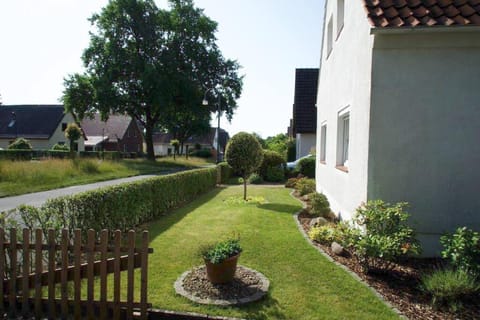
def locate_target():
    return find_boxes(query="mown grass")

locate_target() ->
[143,185,400,320]
[0,157,210,197]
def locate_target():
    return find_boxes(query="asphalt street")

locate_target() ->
[0,175,157,212]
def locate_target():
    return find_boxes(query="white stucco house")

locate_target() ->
[0,105,85,151]
[290,68,319,159]
[316,0,480,255]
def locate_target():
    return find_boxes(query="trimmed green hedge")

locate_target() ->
[17,167,217,234]
[0,150,70,160]
[217,162,233,184]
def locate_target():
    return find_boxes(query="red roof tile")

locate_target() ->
[364,0,480,27]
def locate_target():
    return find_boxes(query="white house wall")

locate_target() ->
[315,0,374,220]
[369,31,480,255]
[296,133,316,158]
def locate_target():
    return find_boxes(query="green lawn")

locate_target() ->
[146,185,400,320]
[0,157,210,197]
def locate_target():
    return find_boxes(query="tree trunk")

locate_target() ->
[243,176,247,200]
[185,145,189,159]
[144,123,155,161]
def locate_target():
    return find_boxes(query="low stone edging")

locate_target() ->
[289,190,407,320]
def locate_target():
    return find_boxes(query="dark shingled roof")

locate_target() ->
[0,105,65,139]
[364,0,480,28]
[81,114,134,142]
[292,68,319,135]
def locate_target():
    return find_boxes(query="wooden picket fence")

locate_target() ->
[0,228,153,319]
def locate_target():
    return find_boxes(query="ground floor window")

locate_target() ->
[336,109,350,169]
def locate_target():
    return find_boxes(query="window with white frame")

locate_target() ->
[337,0,345,38]
[336,110,350,168]
[320,123,327,163]
[327,16,333,57]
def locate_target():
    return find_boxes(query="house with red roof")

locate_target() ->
[315,0,480,255]
[81,114,143,154]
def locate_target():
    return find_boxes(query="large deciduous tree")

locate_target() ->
[63,0,242,161]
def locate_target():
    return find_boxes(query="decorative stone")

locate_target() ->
[309,217,328,228]
[174,265,269,306]
[331,242,345,256]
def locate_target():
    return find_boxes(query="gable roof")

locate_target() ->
[292,68,319,134]
[81,114,136,142]
[0,105,65,139]
[364,0,480,28]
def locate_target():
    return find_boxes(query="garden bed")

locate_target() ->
[297,210,480,320]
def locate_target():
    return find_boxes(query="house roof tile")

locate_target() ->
[81,114,134,142]
[364,0,480,28]
[292,69,319,135]
[0,105,65,139]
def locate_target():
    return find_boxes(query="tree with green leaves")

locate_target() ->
[63,0,242,161]
[65,123,82,155]
[225,132,263,200]
[170,139,179,160]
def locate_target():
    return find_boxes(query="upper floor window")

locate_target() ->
[326,16,333,57]
[62,123,67,131]
[337,0,345,38]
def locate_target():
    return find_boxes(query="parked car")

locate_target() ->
[286,154,314,170]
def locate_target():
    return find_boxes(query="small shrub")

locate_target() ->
[8,138,33,150]
[297,156,315,178]
[248,173,263,184]
[190,148,212,158]
[51,143,69,151]
[285,177,298,188]
[265,166,284,182]
[421,268,480,311]
[351,200,421,273]
[440,227,480,276]
[258,150,285,181]
[201,238,242,264]
[309,222,357,247]
[295,178,316,196]
[309,193,331,218]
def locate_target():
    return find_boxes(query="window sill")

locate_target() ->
[320,160,326,165]
[335,165,348,173]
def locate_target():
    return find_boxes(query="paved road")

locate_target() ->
[0,175,158,212]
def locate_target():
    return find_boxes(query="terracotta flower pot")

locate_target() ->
[204,254,240,284]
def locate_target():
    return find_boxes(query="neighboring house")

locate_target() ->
[316,0,480,255]
[153,128,229,157]
[81,114,143,154]
[0,105,85,151]
[291,68,319,159]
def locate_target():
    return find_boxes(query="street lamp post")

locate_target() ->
[202,88,222,164]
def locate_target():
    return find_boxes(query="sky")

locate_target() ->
[0,1,324,138]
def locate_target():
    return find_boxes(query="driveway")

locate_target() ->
[0,175,157,212]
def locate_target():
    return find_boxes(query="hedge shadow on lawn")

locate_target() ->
[147,186,226,239]
[256,203,300,215]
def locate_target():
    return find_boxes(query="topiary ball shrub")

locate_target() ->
[297,156,316,178]
[258,150,285,181]
[309,192,331,218]
[225,132,264,200]
[8,138,33,150]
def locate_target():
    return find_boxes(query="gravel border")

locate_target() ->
[289,190,407,319]
[174,265,269,306]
